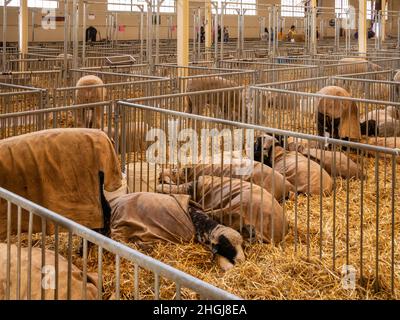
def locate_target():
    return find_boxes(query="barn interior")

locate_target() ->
[0,0,399,301]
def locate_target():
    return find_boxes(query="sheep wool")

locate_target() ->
[110,192,195,244]
[157,176,288,244]
[316,86,361,141]
[75,75,106,128]
[0,129,122,240]
[161,159,294,201]
[0,244,98,300]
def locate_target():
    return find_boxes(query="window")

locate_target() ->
[212,0,257,16]
[281,0,305,18]
[367,0,388,21]
[0,0,58,8]
[107,0,175,13]
[335,0,349,18]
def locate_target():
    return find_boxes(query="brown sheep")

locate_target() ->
[0,244,98,300]
[75,75,107,128]
[316,86,361,141]
[0,129,122,240]
[157,176,288,244]
[338,57,382,75]
[254,135,333,195]
[159,159,295,201]
[185,77,247,121]
[361,107,400,137]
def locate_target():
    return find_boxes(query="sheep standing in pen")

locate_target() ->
[254,135,333,195]
[75,75,107,128]
[316,86,361,141]
[185,77,248,121]
[109,192,245,271]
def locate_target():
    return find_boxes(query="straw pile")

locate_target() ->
[7,156,400,300]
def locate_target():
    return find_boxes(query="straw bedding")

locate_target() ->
[6,156,400,300]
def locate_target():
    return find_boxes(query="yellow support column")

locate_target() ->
[205,0,212,49]
[19,0,29,59]
[381,0,386,42]
[177,0,189,78]
[311,0,317,55]
[358,0,367,56]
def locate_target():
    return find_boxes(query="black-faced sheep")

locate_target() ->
[109,192,244,271]
[157,175,288,244]
[75,75,107,128]
[360,107,400,137]
[316,86,361,141]
[159,159,294,202]
[189,206,245,271]
[254,135,333,195]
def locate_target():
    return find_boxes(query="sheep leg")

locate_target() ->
[317,112,327,137]
[99,171,112,237]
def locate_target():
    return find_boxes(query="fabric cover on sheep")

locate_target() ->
[110,192,195,244]
[0,243,98,300]
[0,128,122,240]
[157,176,288,243]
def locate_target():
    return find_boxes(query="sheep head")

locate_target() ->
[209,225,245,271]
[254,134,280,166]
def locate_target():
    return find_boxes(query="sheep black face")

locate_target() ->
[189,207,245,271]
[254,135,280,167]
[360,119,378,137]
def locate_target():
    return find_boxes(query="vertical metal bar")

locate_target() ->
[67,231,72,300]
[97,246,103,300]
[154,273,160,300]
[41,217,46,300]
[82,239,88,300]
[134,263,139,300]
[2,0,8,72]
[175,282,181,300]
[375,153,380,292]
[27,211,33,300]
[6,201,11,300]
[115,254,120,300]
[16,206,22,300]
[54,224,59,300]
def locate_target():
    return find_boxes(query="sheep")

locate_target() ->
[254,135,333,195]
[185,77,247,121]
[0,128,123,240]
[338,57,382,75]
[156,175,288,244]
[188,206,245,271]
[109,192,244,271]
[0,243,98,300]
[284,137,363,179]
[75,75,107,128]
[360,107,400,137]
[316,86,361,141]
[159,159,295,201]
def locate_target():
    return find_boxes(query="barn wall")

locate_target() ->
[0,0,398,43]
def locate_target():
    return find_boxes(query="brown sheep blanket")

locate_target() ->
[160,159,294,201]
[0,129,122,240]
[157,176,288,243]
[110,193,195,244]
[0,243,98,300]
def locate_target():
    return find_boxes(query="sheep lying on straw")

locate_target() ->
[109,192,244,271]
[0,243,98,300]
